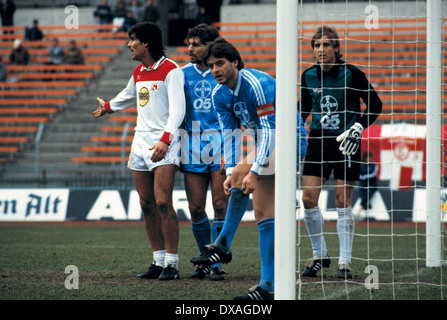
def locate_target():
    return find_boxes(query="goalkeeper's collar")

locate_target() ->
[316,58,346,77]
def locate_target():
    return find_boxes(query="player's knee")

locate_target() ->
[139,198,156,215]
[155,197,173,214]
[212,199,227,220]
[302,194,318,209]
[335,194,352,208]
[189,203,206,220]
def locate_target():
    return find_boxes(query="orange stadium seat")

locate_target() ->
[71,156,128,163]
[0,107,61,115]
[0,137,30,143]
[90,136,133,143]
[0,89,78,97]
[80,146,131,153]
[0,81,86,89]
[0,116,49,123]
[0,98,67,105]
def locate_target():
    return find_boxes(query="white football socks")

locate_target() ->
[153,250,166,268]
[304,206,328,258]
[153,250,179,270]
[164,253,179,270]
[337,207,355,265]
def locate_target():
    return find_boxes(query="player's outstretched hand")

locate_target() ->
[92,97,106,118]
[336,122,364,156]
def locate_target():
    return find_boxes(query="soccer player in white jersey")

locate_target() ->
[92,22,186,280]
[190,38,307,300]
[181,24,228,281]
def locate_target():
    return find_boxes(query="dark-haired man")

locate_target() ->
[181,24,228,281]
[190,38,307,299]
[92,22,185,280]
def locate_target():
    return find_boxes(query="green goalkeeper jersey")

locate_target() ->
[299,59,382,138]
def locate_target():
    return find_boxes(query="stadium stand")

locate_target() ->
[70,17,447,168]
[171,18,446,124]
[1,16,446,187]
[0,22,127,167]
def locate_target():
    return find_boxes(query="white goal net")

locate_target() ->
[275,0,447,300]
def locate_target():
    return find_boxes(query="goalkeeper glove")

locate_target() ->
[336,122,364,156]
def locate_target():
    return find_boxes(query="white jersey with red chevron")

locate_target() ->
[104,56,185,143]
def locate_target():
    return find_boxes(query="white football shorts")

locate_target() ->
[127,131,180,172]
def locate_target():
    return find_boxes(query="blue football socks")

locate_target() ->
[214,188,249,253]
[211,218,225,269]
[212,218,224,243]
[191,216,211,254]
[258,217,275,292]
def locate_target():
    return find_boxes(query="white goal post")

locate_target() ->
[426,0,443,268]
[274,0,445,300]
[274,0,298,300]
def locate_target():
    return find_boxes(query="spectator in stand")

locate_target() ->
[130,0,142,21]
[112,0,128,32]
[0,56,7,81]
[24,19,44,41]
[194,6,212,26]
[94,0,113,31]
[197,0,222,24]
[64,40,84,65]
[47,38,65,65]
[0,0,16,35]
[113,0,127,19]
[139,0,160,24]
[118,10,138,32]
[9,39,29,65]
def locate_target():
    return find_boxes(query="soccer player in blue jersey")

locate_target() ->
[181,24,228,281]
[190,38,307,300]
[299,26,382,279]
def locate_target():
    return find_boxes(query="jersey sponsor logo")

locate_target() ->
[194,80,212,99]
[193,80,212,112]
[139,86,149,107]
[320,95,340,130]
[233,102,250,123]
[233,102,259,129]
[320,95,338,115]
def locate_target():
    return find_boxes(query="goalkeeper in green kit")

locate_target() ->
[299,26,382,279]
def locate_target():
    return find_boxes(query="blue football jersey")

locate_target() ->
[182,63,221,133]
[212,68,307,175]
[181,63,223,168]
[212,68,277,175]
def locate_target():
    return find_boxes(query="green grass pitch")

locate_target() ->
[0,221,445,300]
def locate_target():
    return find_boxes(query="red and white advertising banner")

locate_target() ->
[361,123,446,190]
